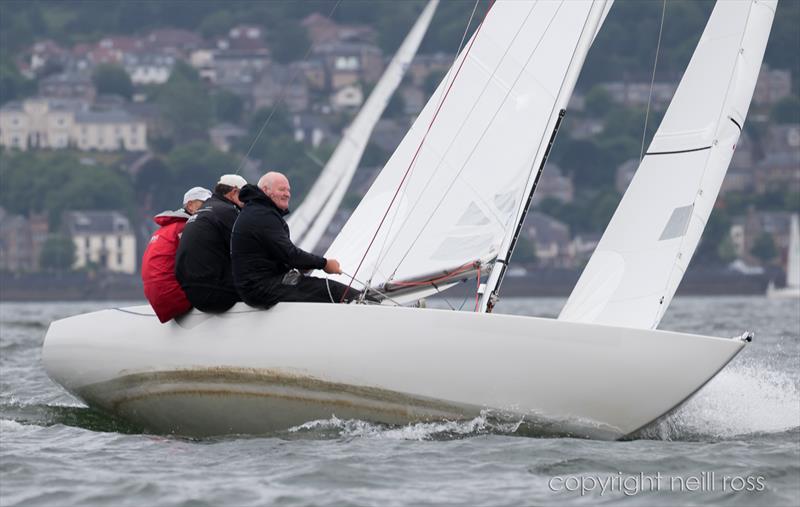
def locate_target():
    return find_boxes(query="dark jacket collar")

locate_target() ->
[238,184,289,216]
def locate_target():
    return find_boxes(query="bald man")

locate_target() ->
[231,172,359,307]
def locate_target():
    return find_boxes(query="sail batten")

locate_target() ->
[560,0,777,329]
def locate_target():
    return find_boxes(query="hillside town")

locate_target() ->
[0,5,798,297]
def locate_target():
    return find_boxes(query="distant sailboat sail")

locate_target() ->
[325,0,611,302]
[787,214,800,289]
[288,0,439,252]
[559,0,778,329]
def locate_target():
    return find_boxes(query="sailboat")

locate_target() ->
[42,0,777,440]
[288,0,438,252]
[767,213,800,298]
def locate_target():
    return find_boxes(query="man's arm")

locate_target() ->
[263,212,326,270]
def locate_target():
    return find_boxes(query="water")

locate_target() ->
[1,297,798,506]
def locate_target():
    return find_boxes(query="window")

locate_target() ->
[117,237,123,249]
[117,252,123,265]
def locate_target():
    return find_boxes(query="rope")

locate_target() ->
[234,0,343,174]
[639,0,667,163]
[340,0,497,303]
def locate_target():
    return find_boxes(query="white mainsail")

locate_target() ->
[787,214,800,290]
[325,0,611,301]
[559,0,777,329]
[288,0,439,252]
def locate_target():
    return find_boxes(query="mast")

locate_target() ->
[478,0,611,312]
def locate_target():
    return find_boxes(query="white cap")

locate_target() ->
[183,187,212,206]
[217,174,247,189]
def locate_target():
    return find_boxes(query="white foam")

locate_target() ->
[650,360,800,439]
[289,410,523,440]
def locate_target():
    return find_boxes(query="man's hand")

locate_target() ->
[324,258,342,274]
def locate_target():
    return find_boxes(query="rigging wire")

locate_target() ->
[234,0,343,175]
[639,0,667,163]
[368,0,484,283]
[340,0,496,302]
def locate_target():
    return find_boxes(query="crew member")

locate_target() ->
[141,186,212,322]
[176,174,247,312]
[231,171,358,307]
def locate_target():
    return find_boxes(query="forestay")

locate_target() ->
[559,0,777,329]
[288,0,438,252]
[324,0,611,300]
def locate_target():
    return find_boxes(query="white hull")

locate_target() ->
[42,303,747,439]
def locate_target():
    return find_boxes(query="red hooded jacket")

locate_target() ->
[141,209,192,322]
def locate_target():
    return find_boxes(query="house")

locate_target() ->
[0,98,147,152]
[144,28,203,57]
[407,53,451,87]
[302,12,376,47]
[292,114,334,148]
[0,208,49,272]
[315,41,384,89]
[331,84,364,111]
[38,71,96,101]
[752,64,792,106]
[123,53,175,85]
[62,211,137,274]
[532,164,574,205]
[600,81,677,109]
[523,212,571,267]
[730,209,794,264]
[252,65,309,112]
[209,123,247,153]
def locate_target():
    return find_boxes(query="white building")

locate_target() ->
[63,211,137,274]
[0,98,147,152]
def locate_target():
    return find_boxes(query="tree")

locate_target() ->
[40,234,76,271]
[92,64,134,99]
[212,90,244,124]
[155,62,212,142]
[751,232,778,264]
[584,85,614,117]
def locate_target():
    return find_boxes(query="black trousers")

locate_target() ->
[241,274,362,308]
[183,285,241,313]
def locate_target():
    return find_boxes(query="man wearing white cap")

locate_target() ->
[176,173,248,313]
[142,186,212,323]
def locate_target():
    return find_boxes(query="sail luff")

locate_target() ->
[559,0,778,329]
[288,0,439,249]
[478,0,612,312]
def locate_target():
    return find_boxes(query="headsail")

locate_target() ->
[559,0,778,329]
[288,0,439,252]
[324,0,612,302]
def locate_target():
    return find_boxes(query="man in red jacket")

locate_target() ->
[141,187,212,322]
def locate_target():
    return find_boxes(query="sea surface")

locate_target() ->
[1,296,798,507]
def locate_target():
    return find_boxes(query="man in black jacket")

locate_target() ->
[175,174,247,312]
[231,172,356,308]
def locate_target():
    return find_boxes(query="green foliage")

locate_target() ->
[39,234,76,271]
[0,151,134,228]
[0,53,35,105]
[584,85,614,117]
[212,89,244,124]
[538,189,621,235]
[155,61,212,142]
[511,237,537,264]
[695,210,731,265]
[92,63,133,99]
[383,92,406,119]
[751,232,778,264]
[770,95,800,125]
[717,236,737,264]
